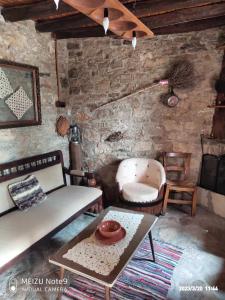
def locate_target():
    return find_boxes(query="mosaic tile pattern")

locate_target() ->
[0,68,13,99]
[5,87,33,119]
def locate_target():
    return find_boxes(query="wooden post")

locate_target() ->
[191,188,197,217]
[105,286,111,300]
[69,142,83,185]
[57,267,65,300]
[59,267,65,280]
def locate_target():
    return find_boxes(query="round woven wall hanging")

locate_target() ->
[56,115,70,137]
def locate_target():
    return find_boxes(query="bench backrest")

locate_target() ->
[0,150,66,215]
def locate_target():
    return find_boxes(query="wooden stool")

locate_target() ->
[162,152,197,216]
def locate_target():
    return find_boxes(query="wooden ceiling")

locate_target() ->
[1,0,225,40]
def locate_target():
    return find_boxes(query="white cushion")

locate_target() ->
[122,182,158,203]
[0,185,102,269]
[116,158,166,191]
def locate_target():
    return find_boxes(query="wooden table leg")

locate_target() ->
[191,187,197,217]
[56,267,65,300]
[105,286,111,300]
[162,185,170,215]
[59,267,65,280]
[148,231,156,262]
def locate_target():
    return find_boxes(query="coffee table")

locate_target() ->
[49,206,158,300]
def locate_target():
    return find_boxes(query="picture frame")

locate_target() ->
[0,59,41,129]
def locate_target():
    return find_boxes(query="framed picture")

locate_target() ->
[0,60,41,128]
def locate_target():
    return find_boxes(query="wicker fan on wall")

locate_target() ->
[56,115,70,137]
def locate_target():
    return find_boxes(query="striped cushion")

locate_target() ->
[8,175,47,211]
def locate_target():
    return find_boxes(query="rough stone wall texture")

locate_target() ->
[0,16,224,200]
[67,28,225,194]
[0,18,69,166]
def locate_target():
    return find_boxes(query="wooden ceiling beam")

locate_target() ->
[142,1,225,29]
[36,13,95,32]
[127,0,225,17]
[61,0,153,39]
[36,1,225,33]
[54,27,113,39]
[1,1,75,22]
[1,0,134,22]
[3,0,225,22]
[154,15,225,35]
[54,14,225,39]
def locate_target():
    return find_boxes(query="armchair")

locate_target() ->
[116,158,166,215]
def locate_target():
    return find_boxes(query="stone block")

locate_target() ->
[67,42,81,50]
[60,77,69,89]
[111,39,122,47]
[69,86,81,95]
[75,112,92,122]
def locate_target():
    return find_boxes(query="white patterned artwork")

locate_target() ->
[5,86,33,120]
[0,68,13,99]
[0,60,41,128]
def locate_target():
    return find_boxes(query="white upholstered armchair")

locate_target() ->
[116,158,166,214]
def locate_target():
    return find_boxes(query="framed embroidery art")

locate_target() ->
[0,60,41,128]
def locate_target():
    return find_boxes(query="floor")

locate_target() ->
[0,206,225,300]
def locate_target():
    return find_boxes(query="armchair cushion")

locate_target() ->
[116,158,166,190]
[116,158,166,205]
[122,183,158,203]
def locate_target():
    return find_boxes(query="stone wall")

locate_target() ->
[0,18,69,166]
[198,187,225,218]
[66,28,225,193]
[0,16,224,199]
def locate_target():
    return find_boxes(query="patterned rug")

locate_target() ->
[63,239,183,300]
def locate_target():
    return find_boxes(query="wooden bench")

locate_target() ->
[0,150,102,273]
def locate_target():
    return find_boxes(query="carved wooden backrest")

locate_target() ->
[162,152,191,183]
[0,150,66,216]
